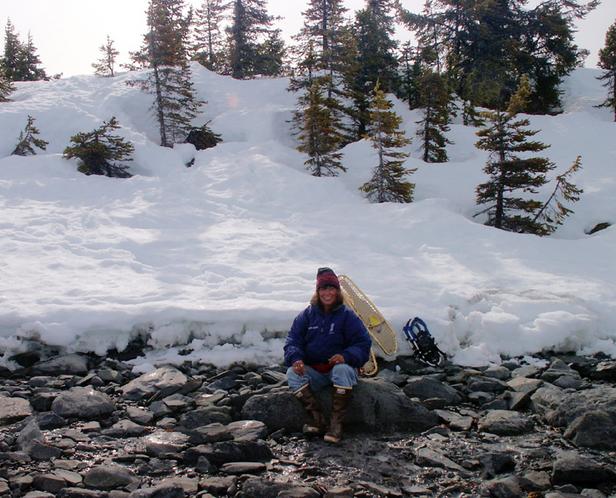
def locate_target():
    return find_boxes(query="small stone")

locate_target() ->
[126,406,154,425]
[198,476,237,495]
[102,419,147,438]
[415,448,466,472]
[155,417,177,429]
[219,462,267,474]
[98,368,124,383]
[82,421,101,433]
[323,487,354,497]
[158,477,198,495]
[467,376,509,393]
[227,420,268,441]
[127,484,185,498]
[58,488,107,498]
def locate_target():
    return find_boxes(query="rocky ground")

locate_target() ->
[1,344,616,498]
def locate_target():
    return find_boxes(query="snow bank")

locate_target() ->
[1,65,615,370]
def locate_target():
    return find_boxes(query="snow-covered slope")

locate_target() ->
[1,64,614,369]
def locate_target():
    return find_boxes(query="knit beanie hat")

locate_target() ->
[316,267,340,290]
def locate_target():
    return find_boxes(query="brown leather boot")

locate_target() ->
[294,384,326,435]
[324,386,352,444]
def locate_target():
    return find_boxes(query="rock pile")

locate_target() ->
[1,350,616,497]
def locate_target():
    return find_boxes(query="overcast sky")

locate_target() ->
[1,0,615,77]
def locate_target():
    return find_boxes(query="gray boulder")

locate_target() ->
[83,464,139,490]
[143,431,191,457]
[51,387,115,419]
[563,410,616,450]
[178,406,232,429]
[0,396,33,425]
[183,439,273,466]
[507,377,543,394]
[467,376,509,394]
[478,410,534,436]
[128,484,185,498]
[31,354,89,376]
[120,366,187,401]
[483,366,512,381]
[17,418,44,453]
[531,385,616,427]
[590,360,616,381]
[241,379,438,433]
[552,453,616,486]
[541,359,580,383]
[102,419,148,438]
[403,376,462,405]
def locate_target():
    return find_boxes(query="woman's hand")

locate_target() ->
[292,359,305,375]
[328,354,345,366]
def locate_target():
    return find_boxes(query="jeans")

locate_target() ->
[286,364,358,392]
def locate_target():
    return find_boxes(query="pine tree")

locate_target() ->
[227,0,279,79]
[128,0,202,147]
[597,20,616,121]
[532,156,583,234]
[12,115,48,155]
[416,69,452,163]
[17,33,47,81]
[0,68,13,102]
[193,0,229,72]
[361,83,415,203]
[2,19,22,81]
[254,29,285,77]
[2,21,47,82]
[399,0,598,112]
[348,0,399,138]
[289,0,349,93]
[475,76,555,234]
[92,35,119,77]
[397,42,423,110]
[296,77,346,177]
[63,117,134,178]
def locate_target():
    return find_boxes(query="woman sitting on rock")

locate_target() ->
[284,267,372,443]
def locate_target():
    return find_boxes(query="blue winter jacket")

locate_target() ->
[284,304,372,368]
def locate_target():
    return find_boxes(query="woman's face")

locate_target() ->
[318,285,338,309]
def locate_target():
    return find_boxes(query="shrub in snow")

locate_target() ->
[11,115,48,156]
[184,122,222,150]
[63,117,134,178]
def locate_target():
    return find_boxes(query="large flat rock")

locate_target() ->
[0,396,33,426]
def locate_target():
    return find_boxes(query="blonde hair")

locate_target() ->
[310,288,344,308]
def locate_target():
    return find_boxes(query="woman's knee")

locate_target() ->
[331,364,358,387]
[286,366,306,391]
